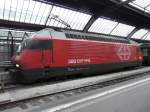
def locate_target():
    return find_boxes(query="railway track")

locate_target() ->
[0,66,147,89]
[0,67,150,112]
[0,67,149,107]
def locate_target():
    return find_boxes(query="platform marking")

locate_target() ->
[42,76,150,112]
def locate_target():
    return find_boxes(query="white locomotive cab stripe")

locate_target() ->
[43,76,150,112]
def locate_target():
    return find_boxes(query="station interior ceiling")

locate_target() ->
[1,0,150,42]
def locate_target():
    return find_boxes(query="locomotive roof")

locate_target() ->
[61,30,130,44]
[37,28,138,44]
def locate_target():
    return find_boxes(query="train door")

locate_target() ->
[33,29,53,69]
[38,40,52,77]
[42,40,53,68]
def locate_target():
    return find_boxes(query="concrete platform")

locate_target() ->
[1,68,150,112]
[32,72,150,112]
[0,71,13,86]
[0,67,150,105]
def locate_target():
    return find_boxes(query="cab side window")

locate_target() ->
[27,40,52,49]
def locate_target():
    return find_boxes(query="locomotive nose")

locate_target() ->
[12,54,22,68]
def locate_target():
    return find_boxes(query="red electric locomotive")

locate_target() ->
[11,28,143,83]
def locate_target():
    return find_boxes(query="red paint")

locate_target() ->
[13,37,142,70]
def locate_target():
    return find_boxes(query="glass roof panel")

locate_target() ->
[4,0,12,20]
[9,0,18,21]
[24,0,36,23]
[29,2,42,23]
[110,23,135,36]
[0,0,52,25]
[132,0,150,8]
[131,29,149,39]
[0,0,5,19]
[88,18,118,34]
[46,6,91,30]
[19,0,30,22]
[146,6,150,12]
[39,5,51,25]
[129,3,145,11]
[34,3,47,24]
[129,0,150,12]
[0,29,9,37]
[0,0,91,30]
[145,34,150,40]
[142,32,150,40]
[0,28,35,42]
[120,0,128,2]
[14,0,24,21]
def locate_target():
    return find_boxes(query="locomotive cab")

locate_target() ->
[12,29,53,83]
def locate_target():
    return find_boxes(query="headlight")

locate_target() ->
[16,64,20,68]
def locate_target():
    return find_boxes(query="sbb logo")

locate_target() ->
[117,45,131,61]
[68,58,91,64]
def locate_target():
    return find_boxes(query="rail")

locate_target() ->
[0,67,150,105]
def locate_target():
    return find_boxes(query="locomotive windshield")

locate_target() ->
[17,29,52,53]
[17,39,52,53]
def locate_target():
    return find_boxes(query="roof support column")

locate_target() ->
[127,27,139,38]
[83,15,99,33]
[83,0,135,33]
[7,31,14,57]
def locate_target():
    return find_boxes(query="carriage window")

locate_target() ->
[142,48,148,56]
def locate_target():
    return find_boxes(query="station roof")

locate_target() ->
[1,0,150,41]
[129,0,150,13]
